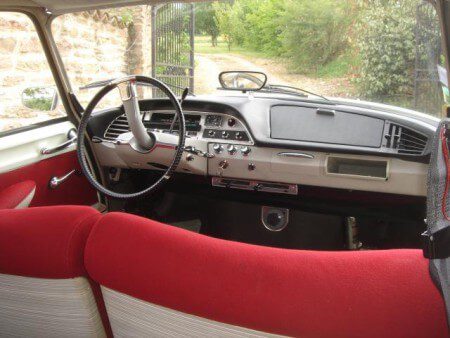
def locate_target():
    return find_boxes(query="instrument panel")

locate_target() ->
[93,96,438,197]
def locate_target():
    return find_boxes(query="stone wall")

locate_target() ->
[0,8,152,131]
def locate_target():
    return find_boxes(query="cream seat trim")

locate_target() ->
[102,287,285,338]
[0,274,106,338]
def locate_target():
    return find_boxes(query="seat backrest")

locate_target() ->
[0,206,107,337]
[86,212,448,338]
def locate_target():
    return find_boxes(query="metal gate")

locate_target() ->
[151,3,195,96]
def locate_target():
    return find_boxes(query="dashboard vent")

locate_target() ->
[384,123,428,155]
[104,114,130,141]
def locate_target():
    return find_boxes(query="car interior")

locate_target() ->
[0,0,450,337]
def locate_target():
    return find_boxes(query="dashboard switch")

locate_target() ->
[227,145,237,155]
[241,146,251,156]
[248,163,256,171]
[213,144,223,154]
[208,130,216,137]
[236,132,243,140]
[228,118,236,127]
[222,131,229,139]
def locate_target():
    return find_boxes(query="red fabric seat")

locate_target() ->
[86,212,448,338]
[0,206,100,278]
[0,206,111,337]
[0,180,36,210]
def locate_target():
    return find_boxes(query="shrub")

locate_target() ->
[242,0,284,55]
[279,0,353,72]
[356,0,419,98]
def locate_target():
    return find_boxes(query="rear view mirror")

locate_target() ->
[22,86,58,111]
[219,71,267,91]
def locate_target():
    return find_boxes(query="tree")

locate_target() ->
[213,1,245,50]
[195,3,220,47]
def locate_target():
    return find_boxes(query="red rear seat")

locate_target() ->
[85,212,448,338]
[0,206,111,337]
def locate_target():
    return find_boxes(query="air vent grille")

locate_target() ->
[104,115,130,141]
[384,123,428,155]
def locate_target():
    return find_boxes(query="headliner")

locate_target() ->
[3,0,198,15]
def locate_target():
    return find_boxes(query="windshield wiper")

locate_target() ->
[263,84,334,104]
[79,78,195,96]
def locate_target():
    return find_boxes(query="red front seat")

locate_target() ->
[86,212,448,338]
[0,206,109,337]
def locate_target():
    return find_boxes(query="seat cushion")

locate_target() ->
[85,212,448,338]
[0,180,36,210]
[0,205,101,278]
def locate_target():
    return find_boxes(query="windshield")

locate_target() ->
[53,0,446,116]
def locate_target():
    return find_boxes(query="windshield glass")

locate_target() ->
[53,0,446,116]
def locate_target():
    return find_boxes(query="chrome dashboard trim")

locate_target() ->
[277,152,315,159]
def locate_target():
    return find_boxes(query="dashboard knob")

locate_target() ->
[227,145,237,155]
[219,160,229,169]
[228,118,236,127]
[241,146,251,156]
[213,144,223,153]
[236,132,243,140]
[248,163,256,171]
[222,131,229,139]
[208,130,216,137]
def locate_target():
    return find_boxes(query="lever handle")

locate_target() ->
[41,129,77,155]
[49,170,77,189]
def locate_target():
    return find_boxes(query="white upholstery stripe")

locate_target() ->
[0,274,106,337]
[14,187,35,209]
[102,287,284,337]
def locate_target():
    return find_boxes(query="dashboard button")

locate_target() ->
[208,130,216,137]
[228,118,236,127]
[241,146,251,156]
[222,131,229,139]
[227,145,237,155]
[213,144,223,153]
[248,163,256,171]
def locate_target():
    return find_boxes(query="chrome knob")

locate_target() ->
[213,144,223,153]
[241,146,251,156]
[227,144,237,155]
[208,130,216,137]
[222,131,229,139]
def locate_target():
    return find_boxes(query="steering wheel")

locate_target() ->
[77,75,186,199]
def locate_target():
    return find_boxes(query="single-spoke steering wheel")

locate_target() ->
[77,75,186,199]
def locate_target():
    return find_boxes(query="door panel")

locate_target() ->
[0,121,97,207]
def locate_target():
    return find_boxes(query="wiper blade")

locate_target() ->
[264,84,334,104]
[79,78,195,96]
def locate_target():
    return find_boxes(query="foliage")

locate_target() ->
[356,0,420,98]
[23,87,55,111]
[195,3,220,46]
[213,1,246,50]
[211,0,355,74]
[279,0,354,72]
[242,0,284,55]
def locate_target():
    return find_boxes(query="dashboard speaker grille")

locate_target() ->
[384,123,428,155]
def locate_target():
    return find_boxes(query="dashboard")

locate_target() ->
[87,95,439,197]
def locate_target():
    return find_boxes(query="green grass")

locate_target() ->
[315,53,360,78]
[195,35,267,59]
